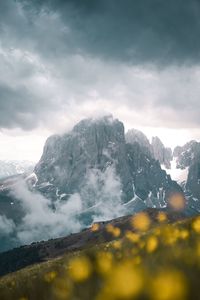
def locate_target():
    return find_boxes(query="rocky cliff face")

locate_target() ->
[125,129,153,157]
[35,116,132,202]
[1,116,200,253]
[186,159,200,200]
[173,141,200,200]
[173,141,199,169]
[151,137,172,169]
[35,116,181,211]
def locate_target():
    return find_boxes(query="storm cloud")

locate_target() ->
[0,0,200,134]
[19,0,200,64]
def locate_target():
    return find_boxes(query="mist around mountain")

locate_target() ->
[0,160,34,180]
[0,116,200,253]
[126,127,200,202]
[2,212,200,300]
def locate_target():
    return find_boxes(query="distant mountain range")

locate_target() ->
[0,160,34,180]
[0,115,200,253]
[34,116,181,212]
[126,129,172,169]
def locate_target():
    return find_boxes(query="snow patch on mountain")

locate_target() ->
[161,158,189,184]
[0,160,34,179]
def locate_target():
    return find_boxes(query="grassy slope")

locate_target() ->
[1,212,200,300]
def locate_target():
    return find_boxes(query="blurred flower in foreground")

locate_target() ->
[106,224,121,237]
[96,251,113,274]
[101,263,143,299]
[151,270,187,300]
[162,226,179,245]
[157,212,167,223]
[112,240,122,249]
[91,223,100,232]
[68,256,92,282]
[131,212,151,231]
[168,193,185,211]
[146,236,158,253]
[125,230,140,243]
[192,217,200,233]
[179,229,189,240]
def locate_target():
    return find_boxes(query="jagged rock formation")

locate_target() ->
[151,136,172,169]
[0,116,184,253]
[35,116,181,209]
[173,141,200,200]
[125,129,153,157]
[187,159,200,199]
[1,116,200,254]
[126,130,173,169]
[3,117,200,251]
[173,141,199,169]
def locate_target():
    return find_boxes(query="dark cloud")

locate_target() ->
[20,0,200,65]
[0,0,200,132]
[0,84,49,130]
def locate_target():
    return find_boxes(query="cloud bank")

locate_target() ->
[0,166,125,251]
[0,0,200,135]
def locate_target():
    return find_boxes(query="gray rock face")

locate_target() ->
[35,116,181,209]
[173,140,200,200]
[35,116,132,202]
[151,137,172,169]
[125,129,153,157]
[1,117,198,253]
[173,145,183,158]
[173,141,199,169]
[186,159,200,199]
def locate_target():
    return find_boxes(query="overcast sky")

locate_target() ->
[0,0,200,161]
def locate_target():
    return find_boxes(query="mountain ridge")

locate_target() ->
[0,115,200,254]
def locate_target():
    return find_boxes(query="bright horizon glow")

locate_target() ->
[133,126,200,149]
[0,119,199,162]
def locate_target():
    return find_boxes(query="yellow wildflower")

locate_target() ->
[125,230,140,243]
[192,217,200,233]
[157,212,167,223]
[68,256,92,282]
[146,236,158,253]
[131,212,151,231]
[151,270,187,300]
[91,223,100,232]
[96,252,113,274]
[103,264,143,298]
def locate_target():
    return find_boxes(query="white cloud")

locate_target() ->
[0,1,200,158]
[0,215,15,236]
[11,180,83,244]
[3,165,125,246]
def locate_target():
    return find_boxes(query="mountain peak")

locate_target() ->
[152,136,172,169]
[72,115,122,133]
[125,129,152,156]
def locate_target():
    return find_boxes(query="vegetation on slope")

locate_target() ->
[1,209,200,300]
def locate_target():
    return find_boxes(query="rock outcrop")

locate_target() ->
[35,116,181,209]
[173,140,200,200]
[1,116,199,253]
[125,129,153,157]
[173,141,199,169]
[151,136,172,169]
